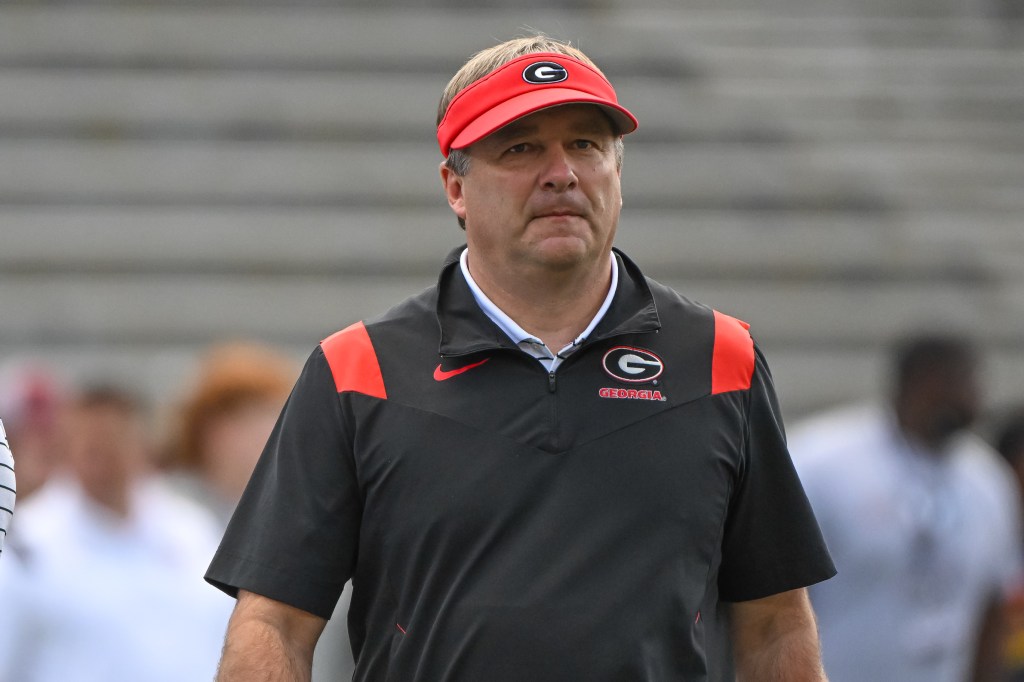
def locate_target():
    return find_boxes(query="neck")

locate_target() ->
[86,484,133,519]
[896,407,950,454]
[467,252,612,351]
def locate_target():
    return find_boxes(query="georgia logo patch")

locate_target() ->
[522,61,569,84]
[602,346,664,383]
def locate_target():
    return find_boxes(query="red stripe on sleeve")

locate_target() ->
[320,322,387,399]
[711,310,754,395]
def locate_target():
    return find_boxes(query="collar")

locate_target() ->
[459,247,618,353]
[436,245,661,358]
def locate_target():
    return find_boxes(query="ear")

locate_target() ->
[440,162,468,222]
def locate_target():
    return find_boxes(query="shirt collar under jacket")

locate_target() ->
[458,248,618,371]
[435,245,661,361]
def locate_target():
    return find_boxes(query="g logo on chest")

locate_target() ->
[602,346,664,383]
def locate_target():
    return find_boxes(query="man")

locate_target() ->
[790,334,1022,682]
[207,36,836,681]
[0,385,229,681]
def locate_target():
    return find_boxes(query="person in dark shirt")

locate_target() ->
[207,34,835,682]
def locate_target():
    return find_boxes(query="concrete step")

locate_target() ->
[2,270,1020,347]
[0,70,442,138]
[0,6,1013,70]
[3,208,1022,282]
[0,6,679,71]
[690,46,1024,89]
[4,139,1022,210]
[4,69,1021,146]
[609,0,1008,22]
[0,207,459,276]
[622,13,1014,49]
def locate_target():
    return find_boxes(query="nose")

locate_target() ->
[539,147,578,192]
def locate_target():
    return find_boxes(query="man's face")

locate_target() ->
[900,361,981,449]
[65,404,147,499]
[442,104,622,276]
[922,364,980,444]
[201,400,282,500]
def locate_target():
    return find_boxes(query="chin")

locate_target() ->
[529,239,592,268]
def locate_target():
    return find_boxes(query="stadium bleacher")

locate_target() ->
[1,1,1021,418]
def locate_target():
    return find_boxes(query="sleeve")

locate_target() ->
[205,347,362,619]
[716,345,837,602]
[0,419,14,556]
[0,550,33,676]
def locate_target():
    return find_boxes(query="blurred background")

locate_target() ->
[0,0,1021,422]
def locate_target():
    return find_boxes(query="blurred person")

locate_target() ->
[994,406,1024,680]
[0,364,65,672]
[790,333,1022,682]
[0,384,229,682]
[0,419,13,556]
[207,35,835,681]
[167,342,357,680]
[168,342,297,526]
[0,362,66,503]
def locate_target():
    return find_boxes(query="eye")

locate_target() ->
[572,139,598,150]
[506,142,530,154]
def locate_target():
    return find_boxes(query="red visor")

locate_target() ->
[437,52,638,156]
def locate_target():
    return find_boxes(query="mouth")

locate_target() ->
[534,209,583,219]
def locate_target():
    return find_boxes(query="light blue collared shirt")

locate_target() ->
[459,248,618,372]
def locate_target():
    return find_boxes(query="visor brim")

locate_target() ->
[447,88,638,153]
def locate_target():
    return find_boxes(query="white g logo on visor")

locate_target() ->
[522,61,569,84]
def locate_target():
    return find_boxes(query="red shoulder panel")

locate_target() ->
[711,310,754,395]
[320,321,387,399]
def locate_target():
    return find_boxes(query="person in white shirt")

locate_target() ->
[0,384,231,682]
[790,333,1022,682]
